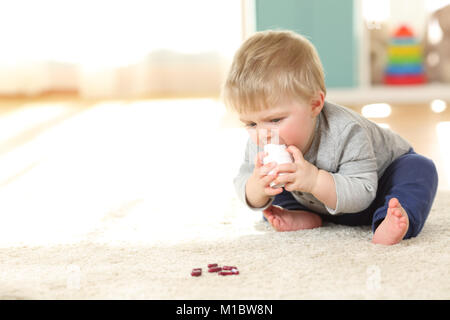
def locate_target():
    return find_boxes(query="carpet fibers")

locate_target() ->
[1,189,449,300]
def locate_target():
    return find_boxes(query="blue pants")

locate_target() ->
[270,149,438,239]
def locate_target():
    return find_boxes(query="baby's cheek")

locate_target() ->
[279,126,300,146]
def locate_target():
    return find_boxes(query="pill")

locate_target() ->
[218,271,234,276]
[207,263,218,268]
[231,269,239,274]
[208,267,222,272]
[222,266,237,270]
[191,268,202,277]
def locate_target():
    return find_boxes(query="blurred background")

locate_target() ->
[0,0,242,98]
[2,0,450,99]
[0,0,449,247]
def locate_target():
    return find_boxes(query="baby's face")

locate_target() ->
[239,97,320,154]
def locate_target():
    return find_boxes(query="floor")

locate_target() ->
[0,95,449,299]
[0,95,239,246]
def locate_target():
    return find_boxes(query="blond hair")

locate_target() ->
[222,30,326,114]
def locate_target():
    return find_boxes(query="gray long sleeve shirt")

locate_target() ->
[234,101,412,215]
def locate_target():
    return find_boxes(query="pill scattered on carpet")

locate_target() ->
[191,264,239,277]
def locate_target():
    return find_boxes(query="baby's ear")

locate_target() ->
[310,91,325,116]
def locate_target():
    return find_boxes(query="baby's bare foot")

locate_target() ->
[263,205,322,232]
[372,198,409,245]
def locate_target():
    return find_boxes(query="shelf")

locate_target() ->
[327,84,450,105]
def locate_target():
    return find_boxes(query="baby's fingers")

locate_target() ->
[259,162,277,177]
[264,185,283,196]
[261,174,282,195]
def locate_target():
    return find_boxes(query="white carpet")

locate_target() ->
[0,98,449,299]
[0,189,449,300]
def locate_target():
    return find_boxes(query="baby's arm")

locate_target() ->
[320,122,378,215]
[311,170,337,210]
[325,171,378,214]
[275,145,337,210]
[279,123,377,215]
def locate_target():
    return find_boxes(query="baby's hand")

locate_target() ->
[245,152,284,208]
[272,145,319,193]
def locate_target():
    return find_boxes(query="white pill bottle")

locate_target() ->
[262,144,294,188]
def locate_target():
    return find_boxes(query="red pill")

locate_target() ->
[208,267,222,272]
[208,263,218,268]
[222,266,237,270]
[218,271,234,276]
[191,268,202,277]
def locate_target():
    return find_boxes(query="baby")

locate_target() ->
[222,30,438,245]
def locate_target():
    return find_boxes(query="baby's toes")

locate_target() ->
[398,215,408,225]
[265,213,274,224]
[271,216,282,230]
[386,207,394,217]
[266,213,281,229]
[392,208,403,218]
[263,206,274,215]
[388,197,401,209]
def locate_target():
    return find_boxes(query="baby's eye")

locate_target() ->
[270,118,283,123]
[245,122,256,128]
